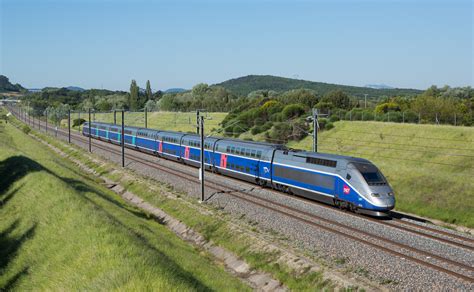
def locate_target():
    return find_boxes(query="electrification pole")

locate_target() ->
[312,108,318,152]
[121,110,125,167]
[68,110,71,143]
[88,109,92,152]
[114,110,117,125]
[200,116,205,202]
[45,110,48,133]
[196,110,200,134]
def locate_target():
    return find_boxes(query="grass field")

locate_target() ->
[0,119,249,290]
[65,111,227,134]
[287,121,474,228]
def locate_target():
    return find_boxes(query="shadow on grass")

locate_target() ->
[0,155,211,291]
[0,220,36,291]
[0,156,45,196]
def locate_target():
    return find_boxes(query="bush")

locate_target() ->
[73,118,86,127]
[250,126,263,135]
[270,112,284,122]
[22,125,31,134]
[291,120,309,140]
[403,111,419,123]
[325,122,334,130]
[262,121,273,131]
[282,104,306,120]
[329,115,340,122]
[266,123,292,143]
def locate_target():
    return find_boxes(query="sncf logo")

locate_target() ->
[343,185,350,194]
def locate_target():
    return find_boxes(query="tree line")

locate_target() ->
[17,77,473,144]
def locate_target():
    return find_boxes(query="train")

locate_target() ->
[83,121,395,216]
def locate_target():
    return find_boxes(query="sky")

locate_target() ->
[1,0,473,91]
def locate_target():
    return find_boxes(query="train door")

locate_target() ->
[335,162,347,199]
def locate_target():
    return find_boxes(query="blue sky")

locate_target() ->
[1,0,472,91]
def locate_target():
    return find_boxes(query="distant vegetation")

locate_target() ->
[214,75,422,98]
[0,75,26,93]
[7,74,473,142]
[221,86,473,143]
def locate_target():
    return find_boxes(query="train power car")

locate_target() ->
[83,121,395,216]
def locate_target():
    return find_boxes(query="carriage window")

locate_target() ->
[245,149,251,157]
[274,166,335,190]
[251,150,256,158]
[257,151,262,159]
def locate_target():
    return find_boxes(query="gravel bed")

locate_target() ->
[34,123,474,290]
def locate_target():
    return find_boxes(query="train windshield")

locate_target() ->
[350,162,386,185]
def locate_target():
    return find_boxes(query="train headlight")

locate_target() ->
[387,192,394,197]
[371,193,380,197]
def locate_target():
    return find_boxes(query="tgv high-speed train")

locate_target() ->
[83,122,395,216]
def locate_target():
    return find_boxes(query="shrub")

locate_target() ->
[325,122,334,130]
[266,123,292,143]
[260,100,283,115]
[73,118,86,127]
[329,115,340,122]
[250,126,263,135]
[282,104,306,120]
[262,121,273,131]
[375,102,401,114]
[22,125,31,134]
[270,112,284,122]
[291,120,309,140]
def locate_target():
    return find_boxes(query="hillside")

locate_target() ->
[214,75,422,98]
[0,119,248,290]
[0,75,25,93]
[286,121,474,228]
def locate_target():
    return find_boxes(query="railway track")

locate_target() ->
[9,108,474,283]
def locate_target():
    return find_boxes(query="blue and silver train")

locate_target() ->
[83,122,395,216]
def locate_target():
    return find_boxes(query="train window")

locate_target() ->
[351,162,386,185]
[346,174,351,180]
[274,166,335,190]
[257,151,262,159]
[226,146,230,152]
[231,146,235,154]
[251,150,256,158]
[245,167,250,172]
[245,149,251,157]
[306,157,337,168]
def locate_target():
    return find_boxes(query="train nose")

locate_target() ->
[370,192,395,208]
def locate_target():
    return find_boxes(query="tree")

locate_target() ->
[129,80,139,110]
[145,100,157,111]
[323,90,351,109]
[145,80,153,101]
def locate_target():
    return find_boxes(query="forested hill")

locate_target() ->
[0,75,26,93]
[214,75,422,98]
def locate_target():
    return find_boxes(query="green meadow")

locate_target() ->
[288,121,474,228]
[0,118,249,291]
